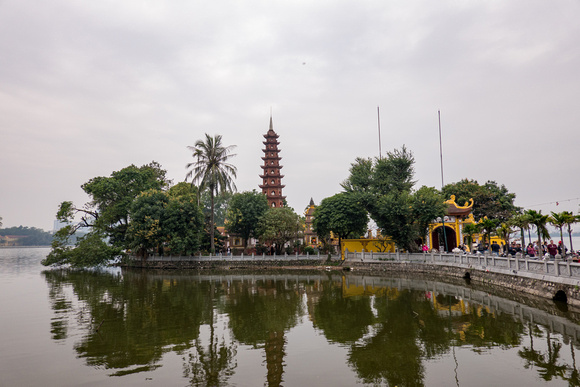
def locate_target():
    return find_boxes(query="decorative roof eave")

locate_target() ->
[445,195,474,216]
[259,174,285,179]
[262,140,280,146]
[260,165,284,170]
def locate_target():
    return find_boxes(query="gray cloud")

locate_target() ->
[1,0,579,230]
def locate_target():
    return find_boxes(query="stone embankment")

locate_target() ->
[124,251,580,307]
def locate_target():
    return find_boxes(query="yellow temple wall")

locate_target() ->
[341,238,396,254]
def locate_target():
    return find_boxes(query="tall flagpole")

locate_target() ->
[438,110,448,252]
[377,106,382,159]
[438,110,445,187]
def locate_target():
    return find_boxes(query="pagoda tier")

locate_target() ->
[259,115,286,208]
[259,174,285,180]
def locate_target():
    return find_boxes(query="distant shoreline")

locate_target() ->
[0,245,50,249]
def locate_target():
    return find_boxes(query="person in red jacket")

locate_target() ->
[547,240,558,258]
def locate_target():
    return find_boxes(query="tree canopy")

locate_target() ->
[338,147,445,252]
[186,133,237,253]
[313,193,368,247]
[42,162,192,267]
[257,207,301,254]
[442,179,518,222]
[225,190,269,248]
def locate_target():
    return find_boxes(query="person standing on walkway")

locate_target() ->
[491,241,500,256]
[527,243,536,257]
[547,240,558,258]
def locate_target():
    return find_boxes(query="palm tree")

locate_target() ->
[478,217,498,252]
[496,222,514,253]
[561,211,578,253]
[549,211,567,247]
[526,210,550,252]
[186,134,237,253]
[510,213,531,249]
[462,223,478,252]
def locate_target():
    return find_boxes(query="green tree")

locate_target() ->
[42,162,169,267]
[462,223,479,251]
[257,207,301,254]
[82,162,168,246]
[510,213,531,249]
[163,187,204,255]
[478,217,499,250]
[313,193,368,252]
[199,190,231,228]
[126,190,168,259]
[561,211,578,252]
[186,134,237,254]
[42,229,121,268]
[374,191,416,251]
[225,190,269,248]
[442,179,519,222]
[496,222,514,252]
[341,147,444,252]
[411,186,447,246]
[126,185,204,259]
[526,210,550,248]
[372,146,416,196]
[340,157,374,194]
[549,211,567,247]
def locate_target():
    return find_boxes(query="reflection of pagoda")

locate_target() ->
[259,116,286,208]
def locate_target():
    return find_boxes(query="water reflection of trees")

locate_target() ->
[43,270,580,386]
[224,279,302,386]
[43,270,219,378]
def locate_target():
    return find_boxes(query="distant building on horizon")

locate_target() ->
[259,116,286,208]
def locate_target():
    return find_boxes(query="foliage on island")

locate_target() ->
[42,162,205,267]
[0,226,54,246]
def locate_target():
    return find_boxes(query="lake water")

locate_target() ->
[2,247,580,386]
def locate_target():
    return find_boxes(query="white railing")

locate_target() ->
[344,249,580,280]
[130,251,340,262]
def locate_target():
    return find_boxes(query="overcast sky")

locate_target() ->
[1,0,579,231]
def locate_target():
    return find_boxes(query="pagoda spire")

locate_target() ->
[259,116,286,208]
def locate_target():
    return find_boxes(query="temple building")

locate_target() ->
[304,198,318,247]
[428,195,476,251]
[259,116,286,208]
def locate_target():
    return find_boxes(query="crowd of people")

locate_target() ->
[464,239,576,259]
[429,239,578,260]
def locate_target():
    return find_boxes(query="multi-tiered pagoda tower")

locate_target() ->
[259,116,286,207]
